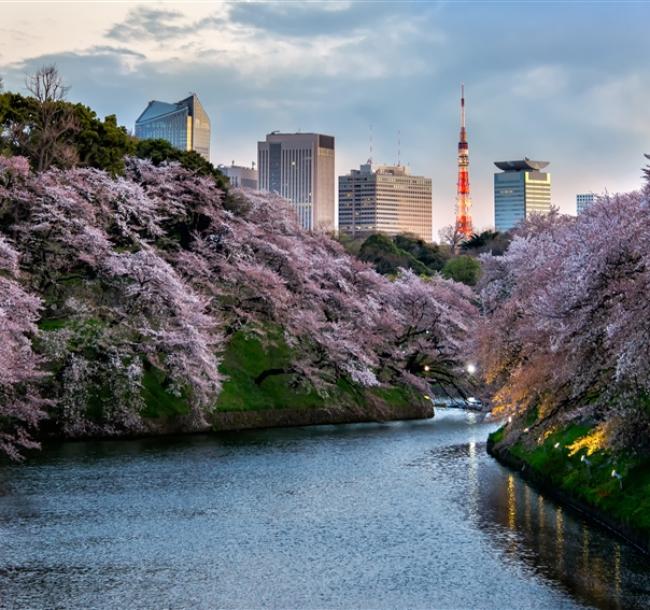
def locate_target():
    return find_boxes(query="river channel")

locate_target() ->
[1,409,649,609]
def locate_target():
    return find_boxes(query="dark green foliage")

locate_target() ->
[1,89,227,186]
[1,91,133,174]
[134,139,228,190]
[336,233,367,257]
[441,255,481,286]
[462,230,511,256]
[358,234,430,276]
[394,234,448,271]
[356,233,450,276]
[140,365,190,418]
[222,190,252,216]
[73,105,135,175]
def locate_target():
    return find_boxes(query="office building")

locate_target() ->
[577,193,596,214]
[257,132,335,231]
[135,94,211,161]
[494,158,551,232]
[219,163,258,189]
[338,162,432,242]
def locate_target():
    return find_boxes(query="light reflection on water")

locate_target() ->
[476,448,649,610]
[0,409,648,610]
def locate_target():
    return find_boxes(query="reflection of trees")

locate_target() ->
[477,465,649,610]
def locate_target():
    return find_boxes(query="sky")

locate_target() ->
[2,0,650,237]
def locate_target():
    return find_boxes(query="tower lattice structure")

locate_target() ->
[456,84,473,238]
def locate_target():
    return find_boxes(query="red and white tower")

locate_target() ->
[456,84,473,238]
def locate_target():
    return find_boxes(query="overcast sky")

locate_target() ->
[2,1,650,236]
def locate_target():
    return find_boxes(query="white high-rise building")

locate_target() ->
[219,163,258,189]
[257,132,335,231]
[338,162,432,242]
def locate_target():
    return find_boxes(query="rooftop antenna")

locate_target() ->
[369,124,373,164]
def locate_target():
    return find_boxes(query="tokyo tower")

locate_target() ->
[456,84,473,238]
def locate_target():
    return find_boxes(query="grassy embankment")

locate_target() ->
[212,328,430,428]
[38,316,429,431]
[488,422,650,550]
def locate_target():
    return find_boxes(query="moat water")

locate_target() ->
[1,409,649,609]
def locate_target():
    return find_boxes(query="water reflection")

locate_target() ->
[478,456,650,610]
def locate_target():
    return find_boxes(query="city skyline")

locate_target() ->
[2,1,649,236]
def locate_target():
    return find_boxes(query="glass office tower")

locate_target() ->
[135,94,211,161]
[494,158,551,232]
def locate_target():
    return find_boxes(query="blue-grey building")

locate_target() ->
[135,94,211,161]
[494,158,551,232]
[576,192,596,214]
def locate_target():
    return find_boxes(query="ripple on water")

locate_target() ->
[0,411,648,610]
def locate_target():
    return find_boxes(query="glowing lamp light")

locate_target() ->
[554,442,560,449]
[524,427,529,433]
[466,363,477,375]
[424,365,430,372]
[507,416,513,424]
[423,394,430,400]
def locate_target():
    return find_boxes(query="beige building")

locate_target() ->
[338,162,432,242]
[257,132,335,231]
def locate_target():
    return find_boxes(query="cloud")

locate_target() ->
[107,7,190,41]
[512,65,568,99]
[227,1,396,38]
[3,0,650,235]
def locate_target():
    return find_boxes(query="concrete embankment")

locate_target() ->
[212,402,434,431]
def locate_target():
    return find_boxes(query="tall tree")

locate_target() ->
[21,65,79,171]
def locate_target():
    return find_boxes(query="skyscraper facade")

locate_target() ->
[257,132,335,231]
[576,192,596,214]
[494,159,551,232]
[135,94,211,161]
[219,163,259,189]
[338,162,432,242]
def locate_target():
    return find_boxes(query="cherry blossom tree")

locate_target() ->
[478,171,650,451]
[0,236,47,459]
[0,154,479,453]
